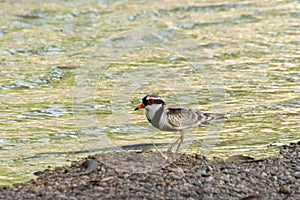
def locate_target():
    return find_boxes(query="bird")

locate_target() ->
[134,94,225,153]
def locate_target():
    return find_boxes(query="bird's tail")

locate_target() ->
[201,113,226,121]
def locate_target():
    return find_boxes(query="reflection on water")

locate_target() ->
[0,0,299,185]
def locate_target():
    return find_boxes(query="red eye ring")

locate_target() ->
[148,99,154,104]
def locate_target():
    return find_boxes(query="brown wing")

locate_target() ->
[166,107,200,129]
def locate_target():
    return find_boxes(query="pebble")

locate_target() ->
[294,171,300,178]
[261,172,268,178]
[0,147,299,199]
[206,176,214,182]
[279,185,290,194]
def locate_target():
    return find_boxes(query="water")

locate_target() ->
[0,0,299,185]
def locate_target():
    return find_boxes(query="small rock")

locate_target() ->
[170,167,185,177]
[195,154,202,160]
[206,176,214,182]
[244,168,250,173]
[226,155,254,163]
[295,171,300,178]
[101,176,115,182]
[294,166,300,171]
[240,195,265,200]
[279,185,290,194]
[95,187,104,192]
[261,172,268,178]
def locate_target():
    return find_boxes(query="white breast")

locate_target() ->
[145,104,179,131]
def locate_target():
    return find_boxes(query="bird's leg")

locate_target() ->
[167,132,182,153]
[152,141,168,160]
[175,130,184,153]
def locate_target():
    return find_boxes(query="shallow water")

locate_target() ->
[0,0,299,185]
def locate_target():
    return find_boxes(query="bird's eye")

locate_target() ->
[148,99,154,105]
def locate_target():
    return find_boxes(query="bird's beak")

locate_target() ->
[134,103,145,110]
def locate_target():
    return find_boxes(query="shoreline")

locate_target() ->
[0,146,299,200]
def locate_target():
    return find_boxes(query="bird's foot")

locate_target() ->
[167,146,173,154]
